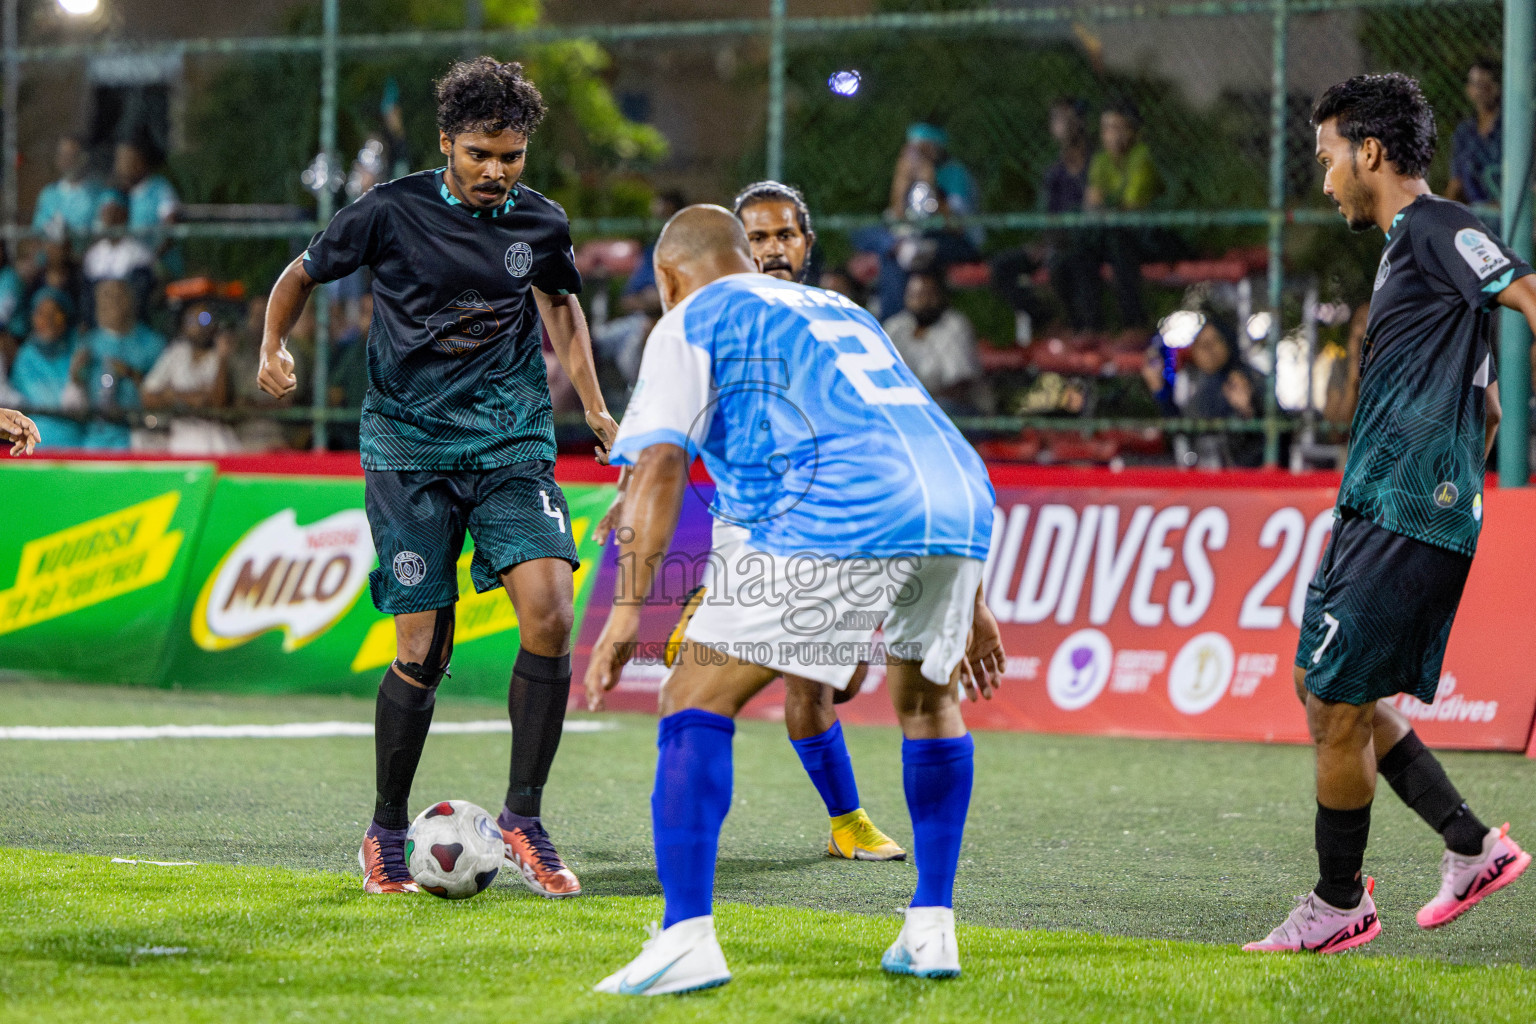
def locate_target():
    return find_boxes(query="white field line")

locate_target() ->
[0,720,613,741]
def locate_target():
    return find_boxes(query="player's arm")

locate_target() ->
[258,256,319,399]
[1491,274,1536,457]
[582,442,689,711]
[957,584,1005,702]
[591,464,633,543]
[0,408,39,456]
[534,288,618,462]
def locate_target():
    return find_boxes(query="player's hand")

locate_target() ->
[592,489,625,544]
[583,609,639,712]
[959,600,1006,701]
[0,408,40,456]
[258,340,297,399]
[586,408,618,465]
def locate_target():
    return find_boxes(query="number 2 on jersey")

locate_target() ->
[806,320,927,406]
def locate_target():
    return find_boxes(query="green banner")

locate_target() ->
[0,461,215,683]
[161,475,614,700]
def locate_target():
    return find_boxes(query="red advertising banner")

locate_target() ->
[830,485,1536,751]
[578,475,1536,752]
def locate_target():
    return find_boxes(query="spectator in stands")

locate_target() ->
[230,294,292,452]
[32,136,104,239]
[142,300,238,454]
[114,138,179,272]
[327,293,373,451]
[857,123,981,319]
[621,188,687,317]
[883,269,990,415]
[1446,59,1502,212]
[1086,102,1162,329]
[82,193,155,317]
[0,243,25,344]
[7,289,82,448]
[992,96,1095,338]
[72,279,166,450]
[1172,316,1262,467]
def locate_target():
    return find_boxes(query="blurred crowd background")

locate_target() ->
[0,0,1515,470]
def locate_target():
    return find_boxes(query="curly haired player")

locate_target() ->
[259,57,616,899]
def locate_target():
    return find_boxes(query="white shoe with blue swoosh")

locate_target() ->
[881,906,961,979]
[593,915,731,996]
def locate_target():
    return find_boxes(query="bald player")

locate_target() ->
[586,206,1003,994]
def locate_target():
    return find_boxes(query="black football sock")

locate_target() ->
[1315,801,1371,910]
[505,649,572,819]
[372,665,437,830]
[1378,730,1487,856]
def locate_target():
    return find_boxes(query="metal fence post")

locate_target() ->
[312,0,338,451]
[1499,0,1532,487]
[1263,0,1288,468]
[766,0,785,181]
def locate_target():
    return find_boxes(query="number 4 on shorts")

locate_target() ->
[1311,612,1340,665]
[540,490,566,534]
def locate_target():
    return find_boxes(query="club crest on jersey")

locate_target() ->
[393,551,428,587]
[1455,228,1510,280]
[1374,255,1391,291]
[505,241,533,278]
[423,289,501,355]
[1433,481,1459,508]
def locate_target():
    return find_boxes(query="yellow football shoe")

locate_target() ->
[664,586,707,668]
[828,808,906,861]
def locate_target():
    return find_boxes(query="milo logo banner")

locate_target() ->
[0,462,214,682]
[163,475,614,700]
[579,482,1536,751]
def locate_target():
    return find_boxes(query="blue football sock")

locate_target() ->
[789,719,861,818]
[653,708,735,928]
[903,733,975,908]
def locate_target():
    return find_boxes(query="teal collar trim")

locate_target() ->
[435,168,518,218]
[1384,210,1406,242]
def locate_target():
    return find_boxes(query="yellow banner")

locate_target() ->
[0,491,184,636]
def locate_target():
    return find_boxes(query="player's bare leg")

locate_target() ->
[496,557,581,897]
[1246,670,1381,951]
[784,672,905,862]
[361,607,454,894]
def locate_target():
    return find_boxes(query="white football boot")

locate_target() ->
[1243,876,1381,953]
[880,906,961,979]
[594,915,731,996]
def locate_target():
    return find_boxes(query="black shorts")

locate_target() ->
[363,460,579,615]
[1295,512,1471,705]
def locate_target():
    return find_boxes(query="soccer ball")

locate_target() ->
[406,800,504,899]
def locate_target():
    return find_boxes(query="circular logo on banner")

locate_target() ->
[1168,632,1235,715]
[505,242,533,278]
[393,551,428,587]
[1047,629,1113,711]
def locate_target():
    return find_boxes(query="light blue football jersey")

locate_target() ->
[610,272,994,560]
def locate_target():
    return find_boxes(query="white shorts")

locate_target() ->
[684,522,984,689]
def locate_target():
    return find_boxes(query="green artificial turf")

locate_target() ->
[1,678,1534,1021]
[3,848,1534,1024]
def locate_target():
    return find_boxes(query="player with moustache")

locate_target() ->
[593,181,907,863]
[259,58,617,900]
[1246,73,1531,955]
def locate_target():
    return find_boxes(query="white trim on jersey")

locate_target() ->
[609,289,713,465]
[1473,353,1492,389]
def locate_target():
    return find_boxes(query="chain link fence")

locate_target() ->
[0,0,1522,471]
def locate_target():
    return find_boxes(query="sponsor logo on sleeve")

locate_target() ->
[1455,228,1511,280]
[1047,628,1113,711]
[191,509,374,652]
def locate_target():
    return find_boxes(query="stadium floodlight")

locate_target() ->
[56,0,100,15]
[1158,309,1204,350]
[827,70,861,97]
